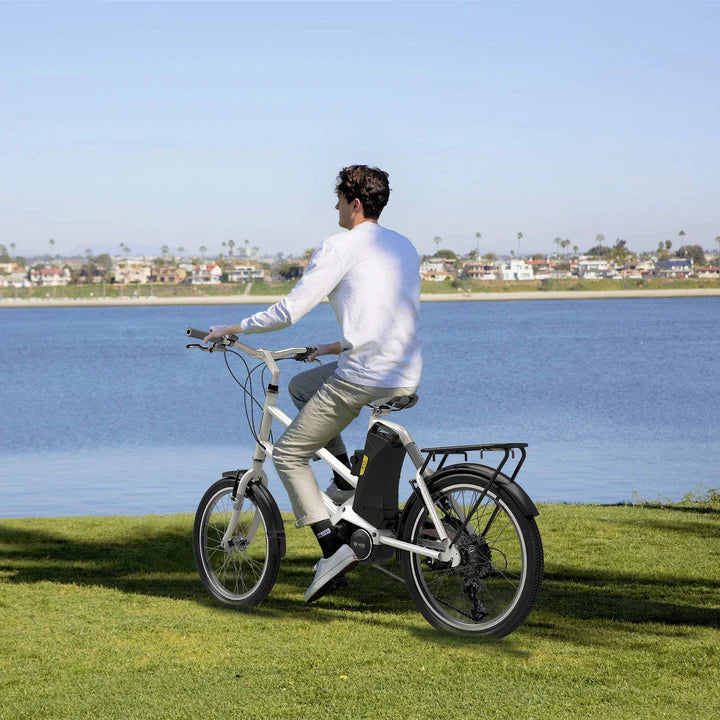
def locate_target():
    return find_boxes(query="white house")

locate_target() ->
[654,259,693,277]
[191,264,223,284]
[0,271,31,288]
[113,258,152,284]
[578,257,612,279]
[29,267,72,286]
[420,257,456,282]
[500,259,534,281]
[227,263,265,283]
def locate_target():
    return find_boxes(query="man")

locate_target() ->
[204,165,421,602]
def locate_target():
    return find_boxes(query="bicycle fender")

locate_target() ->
[248,481,287,558]
[399,463,539,535]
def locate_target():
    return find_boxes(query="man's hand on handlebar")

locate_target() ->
[306,341,342,362]
[204,325,240,344]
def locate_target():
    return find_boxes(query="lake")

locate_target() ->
[1,297,719,518]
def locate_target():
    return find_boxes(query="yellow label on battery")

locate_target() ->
[359,455,368,476]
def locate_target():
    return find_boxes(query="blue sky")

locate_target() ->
[2,1,719,258]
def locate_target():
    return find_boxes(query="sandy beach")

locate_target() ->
[1,288,718,308]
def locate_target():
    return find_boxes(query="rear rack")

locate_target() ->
[418,442,529,550]
[420,442,528,481]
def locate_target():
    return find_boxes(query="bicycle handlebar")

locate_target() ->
[185,327,315,362]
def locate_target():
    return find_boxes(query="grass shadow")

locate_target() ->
[2,520,718,643]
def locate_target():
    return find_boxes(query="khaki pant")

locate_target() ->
[274,362,416,527]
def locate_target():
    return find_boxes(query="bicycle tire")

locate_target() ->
[399,473,543,637]
[193,477,283,607]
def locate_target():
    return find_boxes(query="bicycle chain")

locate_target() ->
[370,562,405,584]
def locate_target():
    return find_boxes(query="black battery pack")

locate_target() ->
[352,423,406,528]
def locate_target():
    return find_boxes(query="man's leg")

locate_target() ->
[273,374,416,602]
[288,362,353,492]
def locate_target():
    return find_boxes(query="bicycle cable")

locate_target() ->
[222,349,269,445]
[222,349,300,446]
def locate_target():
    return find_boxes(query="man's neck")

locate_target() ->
[350,217,378,229]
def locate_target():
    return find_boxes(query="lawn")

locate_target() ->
[1,277,718,302]
[1,501,718,719]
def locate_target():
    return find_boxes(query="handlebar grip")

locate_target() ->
[186,327,208,340]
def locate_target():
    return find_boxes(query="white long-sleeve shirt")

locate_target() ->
[240,222,422,388]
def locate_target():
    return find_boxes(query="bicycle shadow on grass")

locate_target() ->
[2,522,718,644]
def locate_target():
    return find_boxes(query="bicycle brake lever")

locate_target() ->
[293,346,318,362]
[185,342,225,353]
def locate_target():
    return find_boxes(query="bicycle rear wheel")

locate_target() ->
[193,477,283,607]
[400,474,543,636]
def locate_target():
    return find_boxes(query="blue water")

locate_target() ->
[1,298,719,518]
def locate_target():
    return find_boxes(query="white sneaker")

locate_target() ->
[304,544,359,603]
[323,480,355,505]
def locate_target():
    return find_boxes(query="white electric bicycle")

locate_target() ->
[185,328,543,637]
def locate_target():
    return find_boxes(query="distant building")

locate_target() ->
[0,271,31,288]
[150,266,188,284]
[461,261,496,280]
[29,267,72,286]
[420,257,456,282]
[654,258,693,277]
[695,266,720,279]
[191,264,222,284]
[528,259,551,278]
[227,263,265,283]
[77,267,109,284]
[578,257,613,279]
[113,258,152,284]
[500,258,534,281]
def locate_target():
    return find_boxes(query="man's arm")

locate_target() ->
[204,241,343,344]
[307,341,342,362]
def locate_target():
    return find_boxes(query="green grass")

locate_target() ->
[2,277,718,302]
[1,502,719,719]
[421,277,720,294]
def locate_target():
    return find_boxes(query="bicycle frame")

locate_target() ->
[217,337,462,567]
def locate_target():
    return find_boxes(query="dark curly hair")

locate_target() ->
[335,165,391,220]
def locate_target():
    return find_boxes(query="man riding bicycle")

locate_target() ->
[204,165,422,601]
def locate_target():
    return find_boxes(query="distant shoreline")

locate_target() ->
[2,288,719,308]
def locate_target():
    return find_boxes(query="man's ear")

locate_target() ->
[352,198,363,213]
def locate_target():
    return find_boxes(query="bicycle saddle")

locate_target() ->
[372,394,419,411]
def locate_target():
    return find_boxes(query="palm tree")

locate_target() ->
[678,230,686,246]
[227,239,235,258]
[161,245,169,259]
[517,232,523,255]
[244,239,250,256]
[10,242,16,258]
[199,245,207,261]
[715,236,720,261]
[596,234,605,249]
[48,238,55,258]
[177,246,185,258]
[561,239,570,256]
[573,245,579,256]
[553,236,562,256]
[433,236,442,254]
[665,240,672,251]
[252,246,259,257]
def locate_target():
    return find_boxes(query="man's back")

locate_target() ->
[324,222,421,388]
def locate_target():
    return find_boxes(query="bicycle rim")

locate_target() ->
[198,485,271,602]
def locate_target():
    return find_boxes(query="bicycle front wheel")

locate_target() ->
[400,475,543,637]
[193,477,283,607]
